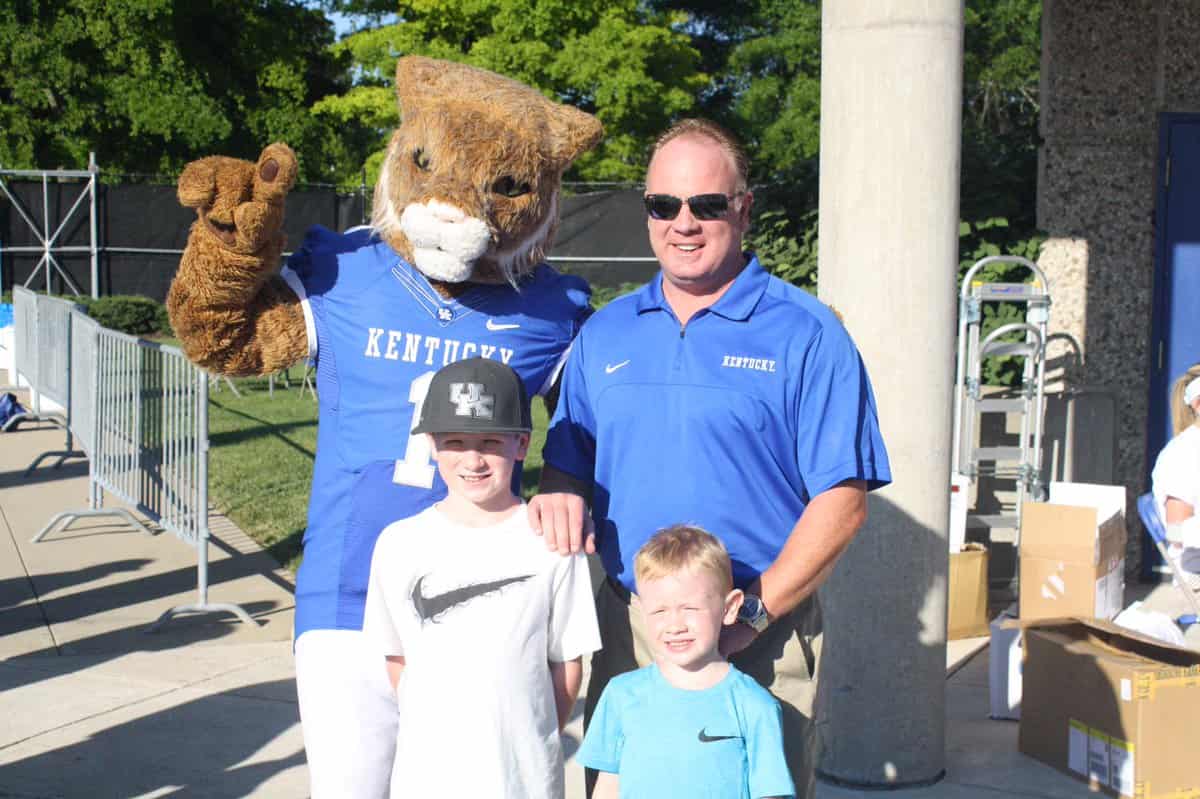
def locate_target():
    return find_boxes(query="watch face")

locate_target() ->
[739,595,763,623]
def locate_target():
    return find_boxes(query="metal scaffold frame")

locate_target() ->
[0,153,100,299]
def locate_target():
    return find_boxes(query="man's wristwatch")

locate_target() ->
[737,593,770,633]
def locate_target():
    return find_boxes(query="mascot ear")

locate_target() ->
[547,105,603,170]
[394,55,442,112]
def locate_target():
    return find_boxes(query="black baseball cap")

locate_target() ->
[412,357,532,435]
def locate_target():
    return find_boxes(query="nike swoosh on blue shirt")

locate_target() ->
[697,728,740,743]
[411,574,534,622]
[486,319,520,331]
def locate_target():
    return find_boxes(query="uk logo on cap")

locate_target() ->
[449,382,495,419]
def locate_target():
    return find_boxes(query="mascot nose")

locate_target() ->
[427,200,467,224]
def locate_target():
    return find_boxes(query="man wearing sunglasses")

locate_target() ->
[530,119,891,798]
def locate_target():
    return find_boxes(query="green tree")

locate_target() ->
[0,0,373,183]
[312,0,705,182]
[961,0,1041,229]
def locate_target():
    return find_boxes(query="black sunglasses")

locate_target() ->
[643,193,743,221]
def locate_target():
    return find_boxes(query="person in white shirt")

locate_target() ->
[363,357,601,799]
[1151,364,1200,574]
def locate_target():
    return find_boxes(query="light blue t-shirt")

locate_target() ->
[578,664,795,799]
[543,256,891,593]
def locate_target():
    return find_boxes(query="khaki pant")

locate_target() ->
[584,578,823,798]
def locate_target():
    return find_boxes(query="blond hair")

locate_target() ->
[634,524,733,593]
[1170,362,1200,436]
[649,118,750,195]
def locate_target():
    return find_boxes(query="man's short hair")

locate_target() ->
[634,524,734,593]
[649,118,750,194]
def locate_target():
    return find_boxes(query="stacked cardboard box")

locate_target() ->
[991,482,1128,721]
[1019,618,1200,798]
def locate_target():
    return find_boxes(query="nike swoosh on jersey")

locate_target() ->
[411,573,534,622]
[605,360,630,374]
[486,319,521,331]
[697,728,740,743]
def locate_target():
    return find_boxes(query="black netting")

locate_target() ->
[1,178,652,301]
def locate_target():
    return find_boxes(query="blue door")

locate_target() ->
[1146,113,1200,578]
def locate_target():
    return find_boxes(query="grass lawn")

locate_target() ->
[203,370,551,574]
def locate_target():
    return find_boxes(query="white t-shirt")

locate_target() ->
[362,504,601,799]
[1151,425,1200,570]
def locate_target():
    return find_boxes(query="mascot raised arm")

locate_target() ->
[166,56,601,797]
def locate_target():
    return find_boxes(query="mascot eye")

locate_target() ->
[492,176,532,198]
[412,148,431,171]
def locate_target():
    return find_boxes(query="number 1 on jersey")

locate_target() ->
[391,371,436,488]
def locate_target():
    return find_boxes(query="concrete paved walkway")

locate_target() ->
[0,411,1143,798]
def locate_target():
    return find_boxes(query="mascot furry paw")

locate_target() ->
[167,55,600,697]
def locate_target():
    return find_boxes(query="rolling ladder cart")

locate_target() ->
[951,256,1052,568]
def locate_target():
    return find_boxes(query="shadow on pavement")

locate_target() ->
[0,678,306,799]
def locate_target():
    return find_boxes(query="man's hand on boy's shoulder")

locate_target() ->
[529,464,596,555]
[528,492,595,555]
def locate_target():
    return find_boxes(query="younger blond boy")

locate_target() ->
[578,525,794,799]
[363,358,601,799]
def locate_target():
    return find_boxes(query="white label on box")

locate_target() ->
[1120,678,1131,702]
[1068,719,1088,775]
[1109,738,1134,797]
[1088,729,1110,786]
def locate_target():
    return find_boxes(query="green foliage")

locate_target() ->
[745,207,817,293]
[314,0,705,182]
[85,295,170,336]
[588,281,642,310]
[724,1,821,183]
[960,0,1041,229]
[0,0,375,184]
[0,292,173,336]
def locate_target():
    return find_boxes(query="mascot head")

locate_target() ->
[371,56,603,285]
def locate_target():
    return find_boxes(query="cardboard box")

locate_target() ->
[989,607,1022,719]
[1019,489,1126,621]
[1018,617,1200,798]
[948,542,989,640]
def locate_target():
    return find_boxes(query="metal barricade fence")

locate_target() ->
[9,289,85,472]
[3,287,41,431]
[30,309,254,629]
[69,311,99,462]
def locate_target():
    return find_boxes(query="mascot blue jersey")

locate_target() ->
[280,226,591,639]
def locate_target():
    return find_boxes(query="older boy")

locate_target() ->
[578,525,794,799]
[362,357,600,798]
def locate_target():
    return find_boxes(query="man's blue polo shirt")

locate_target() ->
[543,255,891,593]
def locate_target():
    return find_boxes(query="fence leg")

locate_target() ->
[32,507,156,543]
[146,534,258,632]
[24,448,86,476]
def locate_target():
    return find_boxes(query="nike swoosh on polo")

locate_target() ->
[411,573,533,622]
[697,728,740,743]
[605,360,630,374]
[486,319,520,331]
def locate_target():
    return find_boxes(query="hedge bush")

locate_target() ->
[0,292,172,336]
[88,295,170,335]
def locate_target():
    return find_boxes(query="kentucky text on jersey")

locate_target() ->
[363,327,515,366]
[721,354,777,372]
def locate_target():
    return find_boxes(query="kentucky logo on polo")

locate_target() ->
[450,382,495,419]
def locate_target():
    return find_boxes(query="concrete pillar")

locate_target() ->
[816,2,962,788]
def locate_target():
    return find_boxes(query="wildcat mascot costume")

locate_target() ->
[167,56,601,797]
